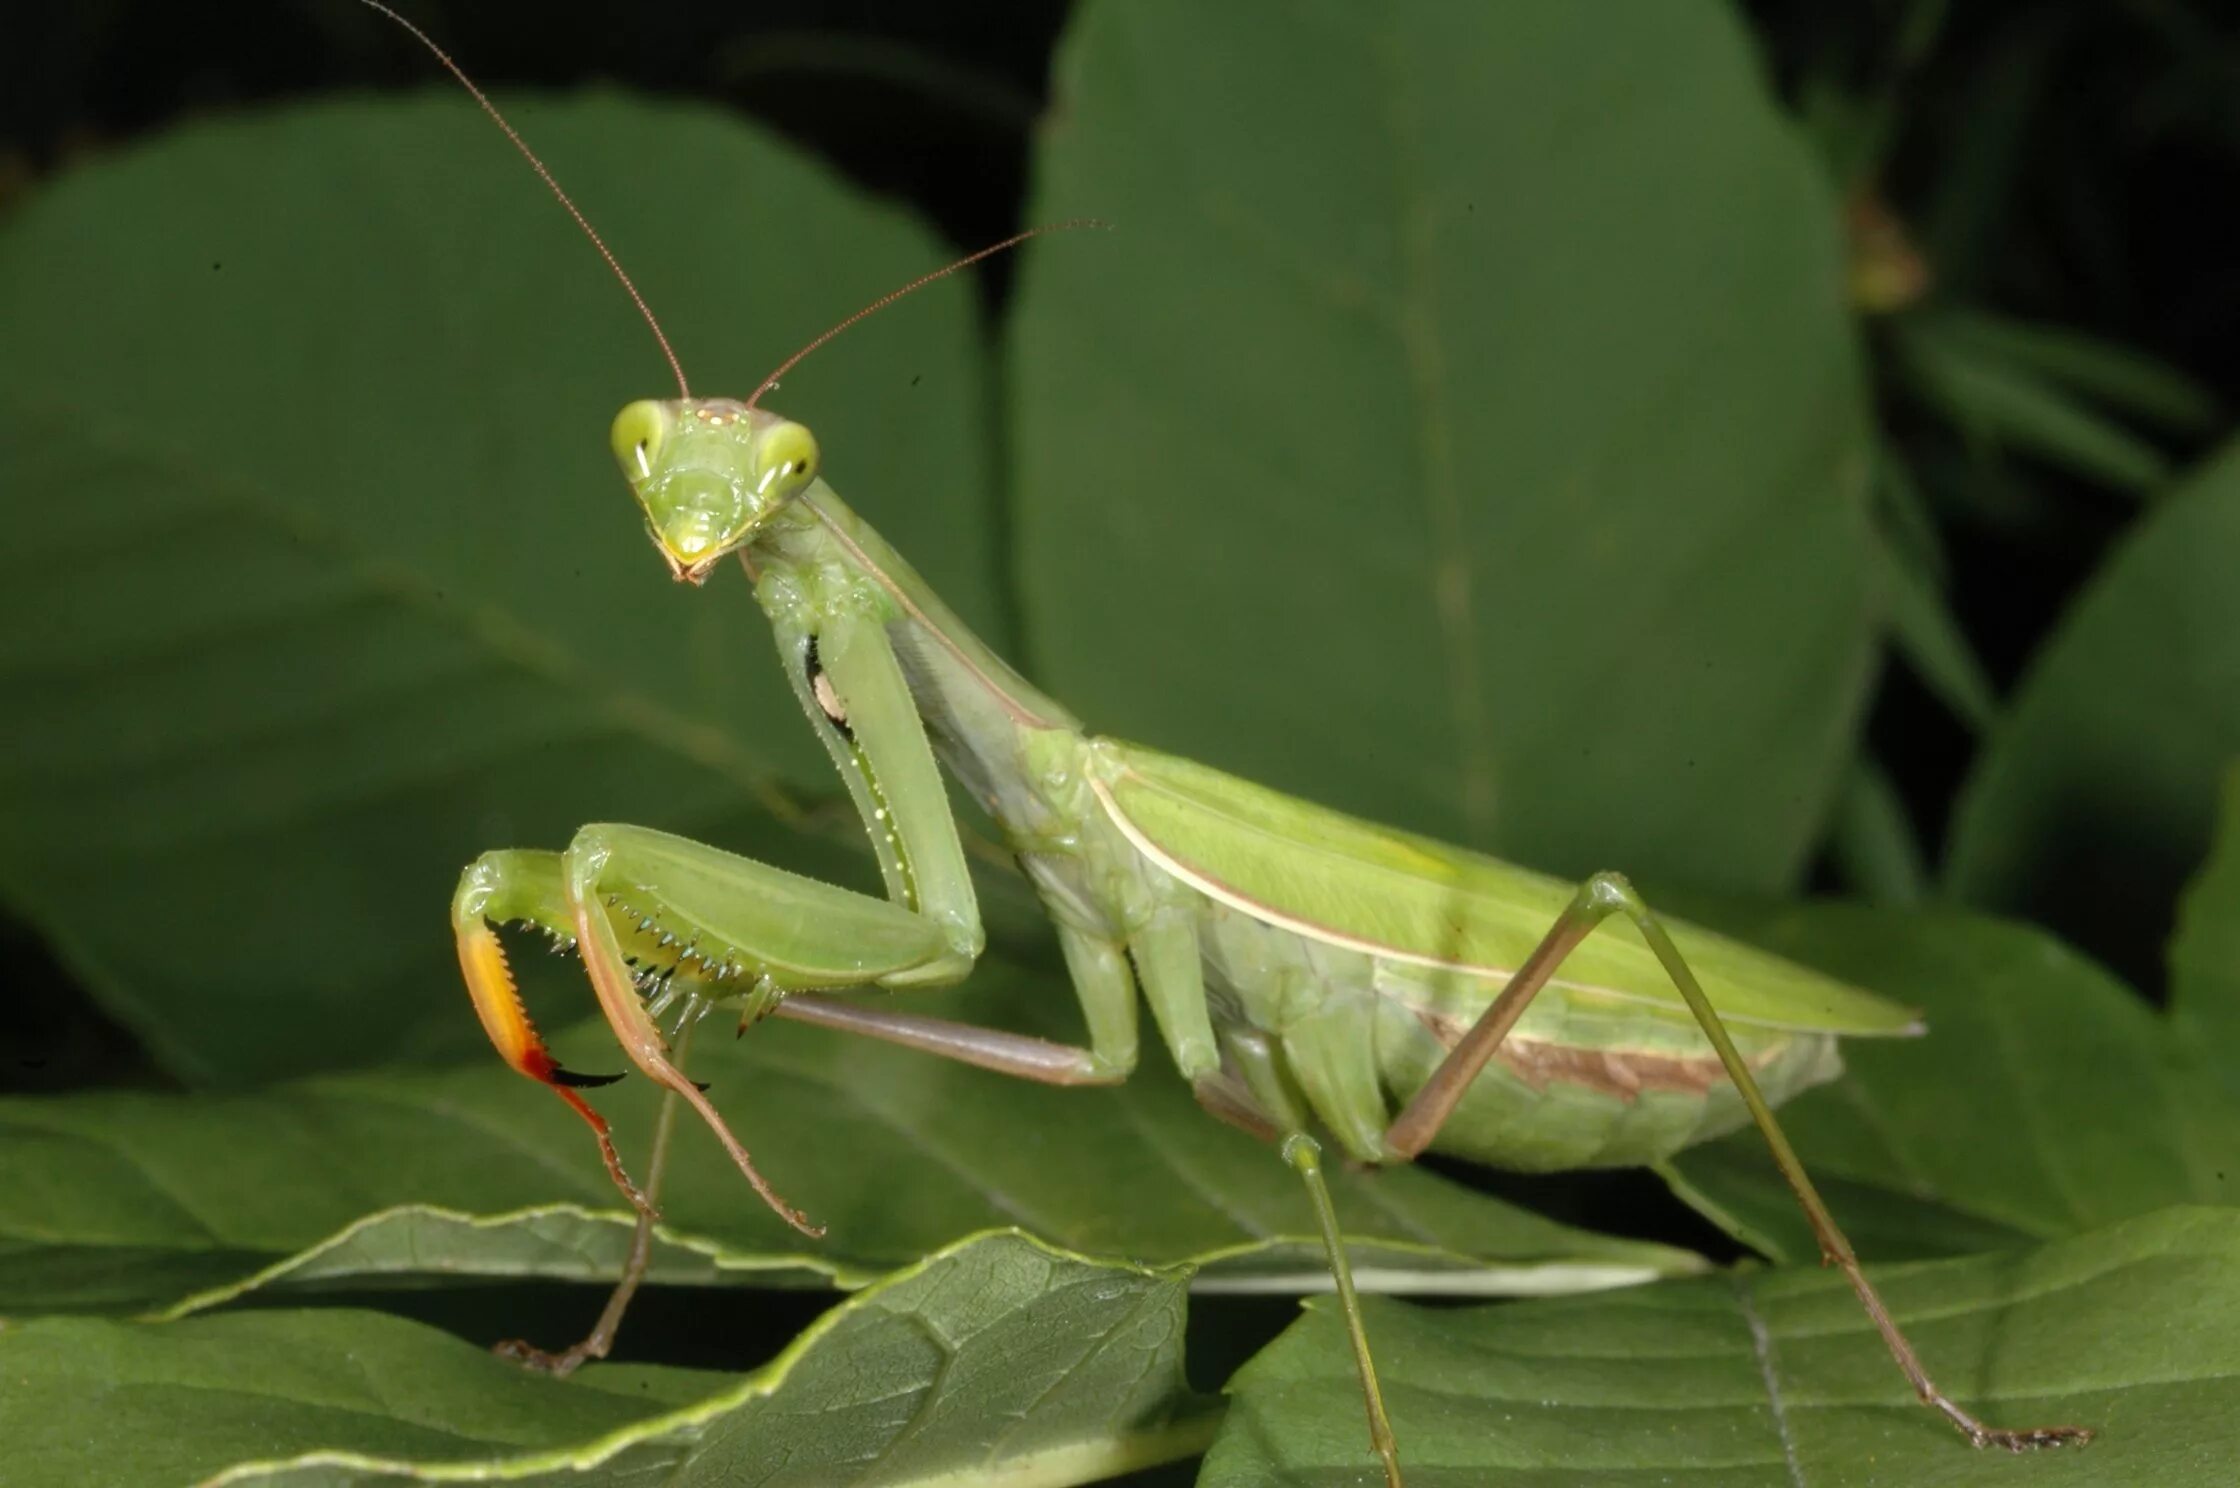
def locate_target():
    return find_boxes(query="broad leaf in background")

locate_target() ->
[1205,1206,2240,1487]
[1010,0,1875,896]
[1661,903,2239,1264]
[0,1231,1220,1488]
[1948,436,2240,980]
[0,965,1698,1318]
[2172,765,2240,1099]
[0,96,998,1084]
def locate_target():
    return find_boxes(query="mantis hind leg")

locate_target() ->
[1385,871,2094,1452]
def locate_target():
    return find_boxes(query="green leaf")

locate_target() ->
[1946,435,2240,976]
[1822,754,1929,903]
[1891,311,2172,493]
[1009,0,1876,896]
[0,1229,1220,1488]
[0,965,1699,1318]
[1927,308,2220,435]
[1873,523,1998,733]
[1205,1205,2240,1486]
[0,94,998,1085]
[1916,22,2061,295]
[2171,764,2240,1097]
[1660,903,2240,1265]
[1871,442,1948,585]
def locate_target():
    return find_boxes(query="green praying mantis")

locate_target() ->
[346,5,2096,1482]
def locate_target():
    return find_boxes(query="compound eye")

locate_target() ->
[610,401,669,482]
[759,422,820,494]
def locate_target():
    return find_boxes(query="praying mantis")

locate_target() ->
[345,6,2096,1483]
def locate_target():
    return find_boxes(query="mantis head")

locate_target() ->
[611,398,821,584]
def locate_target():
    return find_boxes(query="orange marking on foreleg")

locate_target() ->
[455,919,654,1217]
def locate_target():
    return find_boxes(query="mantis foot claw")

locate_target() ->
[1977,1423,2095,1452]
[494,1336,597,1377]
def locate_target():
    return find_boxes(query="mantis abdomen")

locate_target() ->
[1196,899,1847,1169]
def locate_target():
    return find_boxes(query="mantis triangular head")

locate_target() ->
[611,399,821,584]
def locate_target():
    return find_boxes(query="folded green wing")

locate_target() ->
[1097,741,1917,1036]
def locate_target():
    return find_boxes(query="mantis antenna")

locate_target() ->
[742,218,1110,413]
[354,1,1103,411]
[350,0,693,397]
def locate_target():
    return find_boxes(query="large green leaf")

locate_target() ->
[1946,436,2240,977]
[0,1230,1220,1488]
[0,94,998,1084]
[0,965,1698,1318]
[1659,903,2240,1264]
[1205,1205,2240,1486]
[1009,0,1876,896]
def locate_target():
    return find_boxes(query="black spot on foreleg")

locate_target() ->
[804,635,854,740]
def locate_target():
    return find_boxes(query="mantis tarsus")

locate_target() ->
[356,5,2096,1481]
